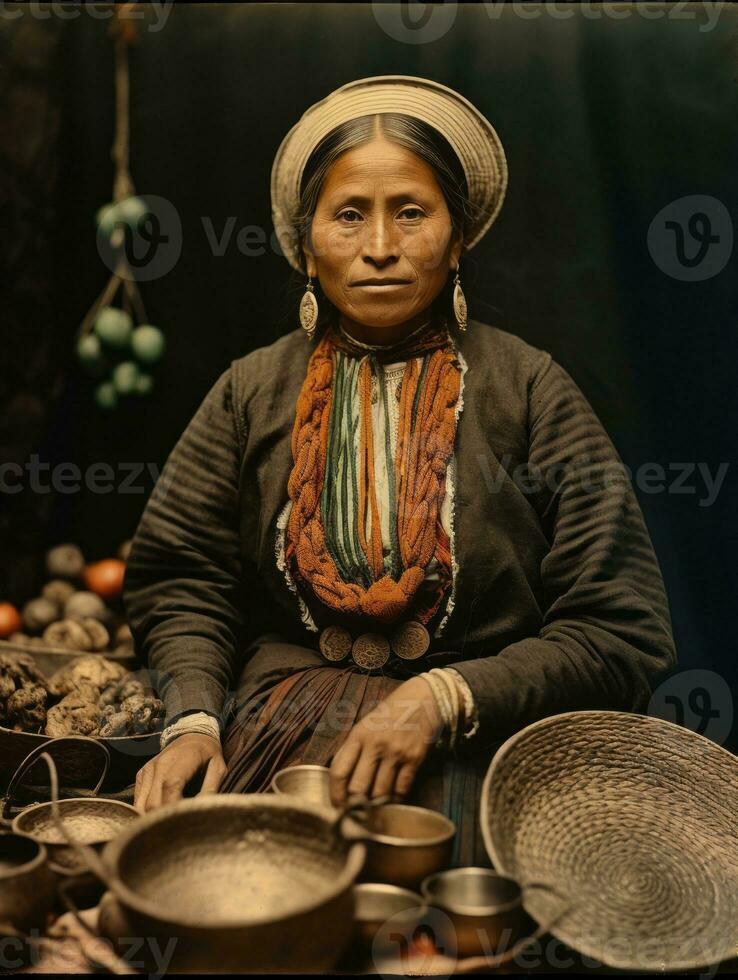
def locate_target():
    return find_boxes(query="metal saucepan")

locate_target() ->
[359,802,456,890]
[422,866,572,970]
[270,771,457,889]
[1,736,139,876]
[421,867,525,957]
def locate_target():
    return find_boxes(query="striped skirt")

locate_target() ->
[219,636,499,868]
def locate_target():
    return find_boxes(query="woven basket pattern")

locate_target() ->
[481,711,738,972]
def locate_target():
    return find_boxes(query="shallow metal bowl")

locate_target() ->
[271,764,333,809]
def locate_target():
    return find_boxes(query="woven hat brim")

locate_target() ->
[271,74,508,272]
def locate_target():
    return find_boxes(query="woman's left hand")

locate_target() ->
[329,675,442,806]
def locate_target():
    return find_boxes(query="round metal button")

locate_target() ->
[351,633,390,671]
[319,625,353,662]
[390,620,430,660]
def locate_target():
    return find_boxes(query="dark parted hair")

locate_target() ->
[292,113,476,335]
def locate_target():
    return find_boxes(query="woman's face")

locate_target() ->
[303,134,463,341]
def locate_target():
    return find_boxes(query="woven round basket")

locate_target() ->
[481,710,738,973]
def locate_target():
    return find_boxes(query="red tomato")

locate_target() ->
[83,559,126,600]
[0,602,22,638]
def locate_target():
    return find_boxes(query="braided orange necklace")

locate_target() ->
[285,315,461,630]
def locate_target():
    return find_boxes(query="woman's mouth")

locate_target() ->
[350,278,414,290]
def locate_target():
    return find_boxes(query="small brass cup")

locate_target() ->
[421,867,524,958]
[271,765,333,809]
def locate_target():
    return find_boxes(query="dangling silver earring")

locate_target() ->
[452,267,467,332]
[299,275,319,340]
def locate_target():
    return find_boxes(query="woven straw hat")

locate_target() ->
[480,710,738,972]
[271,74,508,272]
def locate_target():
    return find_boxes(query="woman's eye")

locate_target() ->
[338,209,362,223]
[399,207,424,220]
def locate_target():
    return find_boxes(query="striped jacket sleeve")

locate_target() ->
[452,355,677,744]
[122,366,247,727]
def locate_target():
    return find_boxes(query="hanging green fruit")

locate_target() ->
[134,373,154,396]
[112,360,141,395]
[95,195,147,238]
[131,324,165,364]
[94,306,133,349]
[116,195,147,227]
[76,19,166,418]
[95,202,120,238]
[94,380,118,410]
[76,334,106,375]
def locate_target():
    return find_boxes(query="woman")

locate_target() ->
[123,76,677,866]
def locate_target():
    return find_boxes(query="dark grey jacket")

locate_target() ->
[123,320,677,745]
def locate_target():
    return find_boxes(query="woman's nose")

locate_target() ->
[360,214,399,264]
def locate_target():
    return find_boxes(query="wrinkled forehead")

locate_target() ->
[317,141,447,203]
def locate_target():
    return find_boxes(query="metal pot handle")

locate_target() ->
[452,879,572,974]
[2,735,110,821]
[331,793,393,843]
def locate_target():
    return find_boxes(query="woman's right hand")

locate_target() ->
[134,734,226,812]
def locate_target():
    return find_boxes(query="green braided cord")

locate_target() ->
[322,351,352,580]
[371,353,401,580]
[321,351,343,573]
[320,349,435,591]
[321,351,373,587]
[343,354,373,587]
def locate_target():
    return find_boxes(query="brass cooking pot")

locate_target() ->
[68,793,368,974]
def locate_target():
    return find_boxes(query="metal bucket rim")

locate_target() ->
[13,797,139,845]
[271,763,330,794]
[0,724,158,743]
[365,802,456,848]
[421,867,523,917]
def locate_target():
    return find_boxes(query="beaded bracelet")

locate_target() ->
[429,668,462,751]
[159,711,221,750]
[445,667,480,740]
[419,669,462,751]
